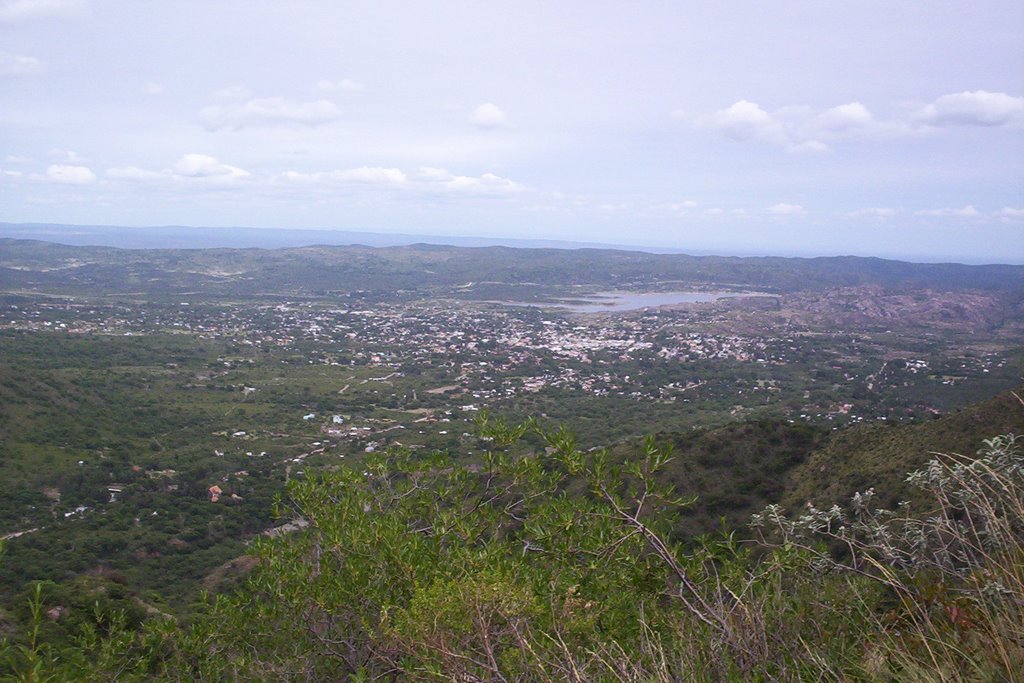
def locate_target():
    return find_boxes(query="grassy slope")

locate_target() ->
[600,386,1024,539]
[782,384,1024,511]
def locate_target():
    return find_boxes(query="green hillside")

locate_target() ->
[783,385,1024,511]
[3,401,1020,681]
[596,387,1024,541]
[4,238,1024,300]
[609,421,828,537]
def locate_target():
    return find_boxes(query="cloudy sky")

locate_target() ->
[1,0,1022,262]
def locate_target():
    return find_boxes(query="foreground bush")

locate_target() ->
[3,418,1022,681]
[753,433,1024,680]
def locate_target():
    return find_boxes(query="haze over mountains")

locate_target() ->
[2,222,1020,265]
[3,234,1023,307]
[0,222,637,253]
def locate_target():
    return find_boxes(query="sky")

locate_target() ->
[1,0,1023,263]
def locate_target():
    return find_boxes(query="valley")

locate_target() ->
[0,239,1022,677]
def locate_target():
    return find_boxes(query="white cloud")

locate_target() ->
[42,164,95,184]
[413,166,525,194]
[702,98,928,151]
[704,207,724,216]
[445,172,524,194]
[106,155,249,186]
[816,102,874,132]
[916,205,982,217]
[1,169,24,178]
[283,167,407,185]
[315,79,363,93]
[469,102,508,129]
[171,154,249,180]
[200,97,342,130]
[766,203,805,215]
[285,168,394,185]
[108,158,525,198]
[848,207,898,218]
[997,207,1024,218]
[6,154,30,163]
[0,0,83,23]
[707,100,785,143]
[142,82,164,95]
[0,53,44,76]
[916,91,1024,127]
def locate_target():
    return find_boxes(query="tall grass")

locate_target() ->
[751,433,1024,681]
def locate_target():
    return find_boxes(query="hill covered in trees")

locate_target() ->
[2,388,1022,681]
[1,239,1022,680]
[3,237,1023,301]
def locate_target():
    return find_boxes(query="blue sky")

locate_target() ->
[1,0,1022,262]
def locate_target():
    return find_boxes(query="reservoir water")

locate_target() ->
[501,290,769,313]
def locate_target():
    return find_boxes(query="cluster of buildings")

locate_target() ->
[2,295,1011,444]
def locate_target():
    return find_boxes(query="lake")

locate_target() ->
[500,290,770,313]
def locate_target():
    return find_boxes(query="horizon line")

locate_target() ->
[1,220,1021,267]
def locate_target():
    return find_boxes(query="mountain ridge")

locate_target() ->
[3,237,1022,300]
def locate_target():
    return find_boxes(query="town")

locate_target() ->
[3,288,1017,469]
[1,247,1021,662]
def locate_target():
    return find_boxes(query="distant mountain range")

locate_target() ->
[2,222,1018,265]
[0,222,679,253]
[2,234,1023,302]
